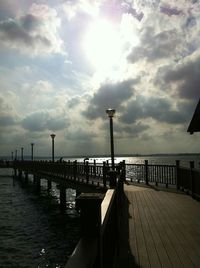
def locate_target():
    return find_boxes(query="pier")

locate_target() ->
[3,159,200,267]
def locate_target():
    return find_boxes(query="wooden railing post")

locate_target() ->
[145,160,149,185]
[176,160,180,190]
[190,161,195,198]
[76,193,104,237]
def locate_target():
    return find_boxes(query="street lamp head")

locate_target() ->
[50,134,56,139]
[106,108,115,117]
[31,143,34,146]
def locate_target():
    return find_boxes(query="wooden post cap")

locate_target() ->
[76,193,104,237]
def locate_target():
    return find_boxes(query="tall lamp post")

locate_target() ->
[31,143,34,161]
[106,108,116,170]
[21,147,24,161]
[50,134,56,162]
[11,151,14,161]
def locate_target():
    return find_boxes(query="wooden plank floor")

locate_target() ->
[117,184,200,268]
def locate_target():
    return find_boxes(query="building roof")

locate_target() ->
[187,98,200,134]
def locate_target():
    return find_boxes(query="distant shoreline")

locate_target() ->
[1,152,200,160]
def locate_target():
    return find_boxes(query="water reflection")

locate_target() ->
[0,174,80,268]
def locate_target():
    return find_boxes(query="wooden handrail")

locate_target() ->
[65,168,125,268]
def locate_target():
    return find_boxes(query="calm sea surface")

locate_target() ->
[1,154,200,268]
[0,168,80,268]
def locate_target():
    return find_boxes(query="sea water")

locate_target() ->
[0,168,80,268]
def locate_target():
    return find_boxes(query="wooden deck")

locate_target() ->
[117,184,200,268]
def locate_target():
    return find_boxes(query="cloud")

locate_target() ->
[0,115,17,127]
[160,5,183,16]
[83,79,138,119]
[0,95,18,127]
[21,110,69,132]
[67,96,81,108]
[128,27,185,63]
[62,0,100,20]
[120,95,186,124]
[62,0,144,22]
[0,4,64,55]
[114,122,149,138]
[66,127,97,141]
[159,55,200,100]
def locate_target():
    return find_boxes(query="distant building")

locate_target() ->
[187,98,200,134]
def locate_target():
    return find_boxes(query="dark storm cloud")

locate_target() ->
[0,115,17,126]
[120,95,186,124]
[160,6,182,16]
[162,57,200,100]
[128,28,181,63]
[22,111,68,132]
[20,14,42,32]
[0,15,51,49]
[186,16,196,28]
[83,79,138,119]
[114,122,149,138]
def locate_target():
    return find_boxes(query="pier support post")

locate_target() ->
[25,172,29,184]
[47,179,52,191]
[33,175,41,192]
[60,186,66,212]
[18,170,22,179]
[14,168,17,178]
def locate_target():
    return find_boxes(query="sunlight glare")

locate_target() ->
[82,19,122,70]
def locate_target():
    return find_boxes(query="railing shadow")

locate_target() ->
[115,189,139,268]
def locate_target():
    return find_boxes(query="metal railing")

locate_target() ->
[126,160,176,187]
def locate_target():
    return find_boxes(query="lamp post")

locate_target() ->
[106,108,116,170]
[21,147,24,161]
[11,151,13,161]
[50,134,56,162]
[31,143,34,161]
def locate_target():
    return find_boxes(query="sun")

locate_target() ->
[82,19,122,70]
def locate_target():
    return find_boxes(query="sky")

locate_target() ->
[0,0,200,158]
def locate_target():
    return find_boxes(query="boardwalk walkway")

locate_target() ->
[117,184,200,268]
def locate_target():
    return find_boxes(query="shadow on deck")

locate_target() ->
[115,187,139,268]
[117,184,200,268]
